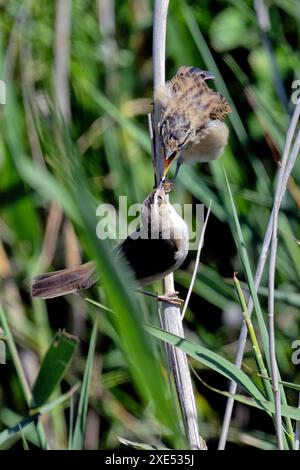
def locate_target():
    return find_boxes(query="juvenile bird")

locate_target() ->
[155,66,231,179]
[32,186,189,299]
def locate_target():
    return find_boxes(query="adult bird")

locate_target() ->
[32,186,189,300]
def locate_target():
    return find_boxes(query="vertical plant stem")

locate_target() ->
[266,111,300,453]
[161,291,206,450]
[152,0,206,449]
[98,0,118,95]
[268,226,283,448]
[254,0,290,114]
[219,100,300,449]
[153,0,168,184]
[54,0,72,121]
[233,274,273,401]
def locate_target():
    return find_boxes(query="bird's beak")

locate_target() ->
[163,150,177,177]
[202,70,215,81]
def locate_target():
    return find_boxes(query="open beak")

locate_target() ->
[163,150,177,177]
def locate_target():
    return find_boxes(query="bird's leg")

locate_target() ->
[137,289,184,305]
[173,158,182,181]
[157,291,184,306]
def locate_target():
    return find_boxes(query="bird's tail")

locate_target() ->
[32,261,97,299]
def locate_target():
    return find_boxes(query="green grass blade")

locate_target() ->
[19,426,30,450]
[146,324,300,422]
[223,169,294,441]
[146,324,266,403]
[0,384,79,449]
[31,330,79,409]
[68,394,74,450]
[71,321,98,450]
[223,170,271,366]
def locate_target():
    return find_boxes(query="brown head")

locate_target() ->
[158,112,192,175]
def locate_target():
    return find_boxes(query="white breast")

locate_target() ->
[182,120,229,163]
[160,203,189,267]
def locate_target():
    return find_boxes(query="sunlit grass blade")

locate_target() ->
[146,324,300,422]
[146,324,266,403]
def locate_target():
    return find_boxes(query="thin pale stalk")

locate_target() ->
[218,100,300,449]
[98,0,118,95]
[153,0,168,184]
[268,230,283,448]
[161,288,206,449]
[181,202,211,320]
[267,125,300,450]
[152,0,205,449]
[54,0,72,121]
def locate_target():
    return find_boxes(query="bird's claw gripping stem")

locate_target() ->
[157,292,184,306]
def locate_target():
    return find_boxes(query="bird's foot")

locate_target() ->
[157,291,184,306]
[137,289,183,306]
[162,179,175,192]
[157,177,175,192]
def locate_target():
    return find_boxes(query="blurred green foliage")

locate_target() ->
[0,0,299,450]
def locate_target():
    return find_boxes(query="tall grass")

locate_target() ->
[0,0,300,450]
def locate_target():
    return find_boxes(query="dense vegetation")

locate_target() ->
[0,0,300,450]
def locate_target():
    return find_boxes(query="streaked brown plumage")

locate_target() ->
[155,66,232,178]
[32,186,189,299]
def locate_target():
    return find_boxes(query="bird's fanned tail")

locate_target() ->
[32,261,97,299]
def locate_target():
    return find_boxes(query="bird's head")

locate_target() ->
[159,116,192,177]
[144,186,168,208]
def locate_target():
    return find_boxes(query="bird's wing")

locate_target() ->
[208,93,231,120]
[169,66,214,96]
[156,66,231,123]
[162,66,215,104]
[171,68,231,122]
[118,234,179,284]
[154,66,211,108]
